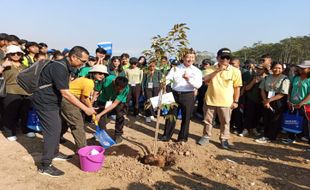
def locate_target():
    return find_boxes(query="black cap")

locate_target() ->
[25,41,39,48]
[171,59,180,65]
[129,57,138,65]
[217,48,231,57]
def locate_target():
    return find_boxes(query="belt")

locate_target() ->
[173,90,194,95]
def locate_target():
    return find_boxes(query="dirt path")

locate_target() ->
[0,116,309,190]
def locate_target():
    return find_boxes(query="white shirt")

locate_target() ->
[166,64,202,92]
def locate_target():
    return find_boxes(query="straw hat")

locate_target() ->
[89,65,109,74]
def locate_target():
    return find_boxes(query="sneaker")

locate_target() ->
[197,135,210,146]
[150,116,156,121]
[252,128,261,136]
[110,115,116,121]
[145,117,152,123]
[38,165,64,177]
[255,137,270,144]
[7,136,17,141]
[221,139,230,149]
[26,132,36,138]
[301,137,309,142]
[282,138,296,144]
[238,129,249,137]
[53,153,73,161]
[114,136,123,144]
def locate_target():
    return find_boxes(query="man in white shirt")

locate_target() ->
[160,48,202,142]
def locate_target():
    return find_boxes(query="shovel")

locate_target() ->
[92,115,116,149]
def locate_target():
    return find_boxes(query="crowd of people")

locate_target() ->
[0,33,309,177]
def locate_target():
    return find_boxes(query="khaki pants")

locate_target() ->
[61,98,86,150]
[203,104,232,140]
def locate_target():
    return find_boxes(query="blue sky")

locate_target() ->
[2,0,310,57]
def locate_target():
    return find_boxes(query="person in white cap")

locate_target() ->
[0,45,36,141]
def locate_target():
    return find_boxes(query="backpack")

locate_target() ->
[16,60,67,94]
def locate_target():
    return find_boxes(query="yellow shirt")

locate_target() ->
[69,77,94,98]
[205,65,242,107]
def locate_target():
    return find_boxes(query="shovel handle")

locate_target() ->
[92,114,99,126]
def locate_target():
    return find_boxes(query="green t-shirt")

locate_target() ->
[95,75,129,103]
[289,76,310,105]
[78,67,91,77]
[108,68,125,77]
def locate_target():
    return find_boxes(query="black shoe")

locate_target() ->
[177,138,188,143]
[114,136,123,144]
[221,140,230,149]
[38,165,64,177]
[159,136,170,142]
[53,152,73,161]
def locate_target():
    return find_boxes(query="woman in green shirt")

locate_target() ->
[108,56,125,77]
[0,45,34,141]
[256,62,290,143]
[283,61,310,144]
[142,60,162,122]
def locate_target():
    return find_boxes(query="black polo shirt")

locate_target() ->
[32,58,73,111]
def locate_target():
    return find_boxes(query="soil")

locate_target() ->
[0,115,310,190]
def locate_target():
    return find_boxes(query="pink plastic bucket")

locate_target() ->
[78,145,105,172]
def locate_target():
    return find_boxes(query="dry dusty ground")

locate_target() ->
[0,115,310,190]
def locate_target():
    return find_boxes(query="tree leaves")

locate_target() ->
[142,23,190,61]
[233,35,310,64]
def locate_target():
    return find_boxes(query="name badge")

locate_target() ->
[267,91,275,98]
[147,82,153,89]
[293,95,299,101]
[105,101,113,109]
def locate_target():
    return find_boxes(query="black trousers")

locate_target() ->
[97,102,128,137]
[197,84,208,115]
[127,84,142,116]
[262,99,286,140]
[242,98,263,131]
[163,91,195,140]
[144,87,159,117]
[36,109,62,168]
[2,93,31,136]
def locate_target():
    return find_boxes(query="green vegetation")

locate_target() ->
[233,35,310,64]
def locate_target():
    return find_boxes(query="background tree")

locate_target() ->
[233,35,310,64]
[142,23,190,62]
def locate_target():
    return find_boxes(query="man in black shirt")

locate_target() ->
[33,46,95,177]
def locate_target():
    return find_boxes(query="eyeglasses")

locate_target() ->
[9,52,23,56]
[220,55,231,60]
[76,56,88,64]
